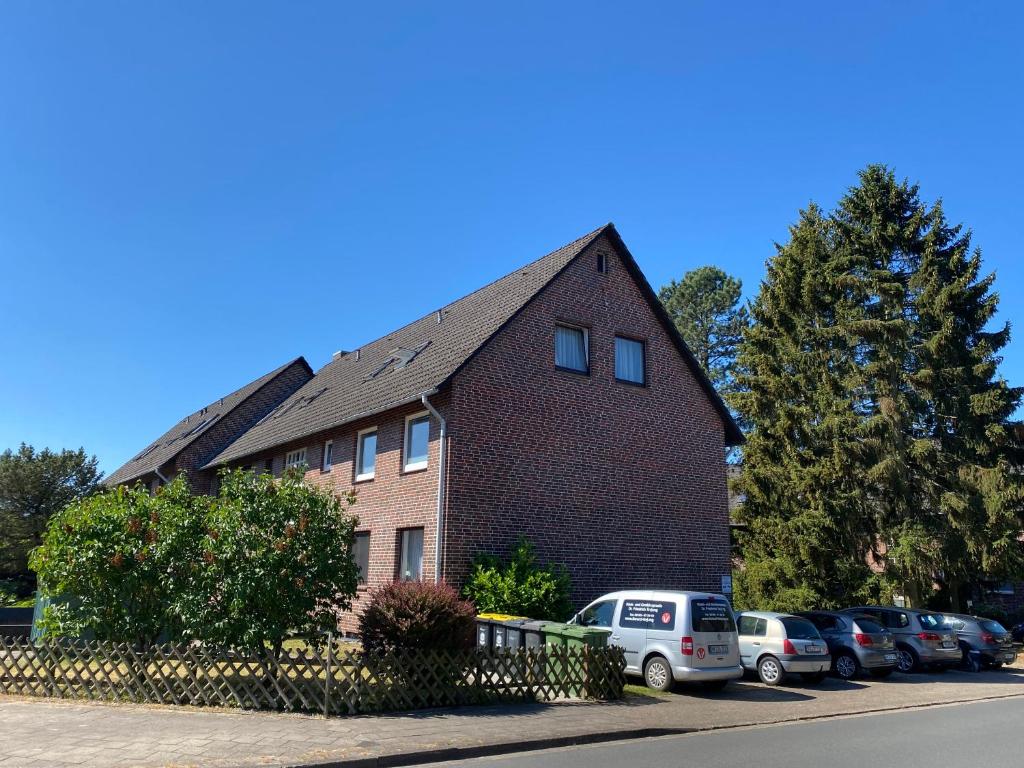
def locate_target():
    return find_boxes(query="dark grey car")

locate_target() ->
[942,614,1018,669]
[797,611,898,680]
[843,606,960,673]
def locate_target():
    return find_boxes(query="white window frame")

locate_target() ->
[355,427,378,481]
[403,411,430,472]
[321,440,334,472]
[555,323,589,373]
[284,448,307,470]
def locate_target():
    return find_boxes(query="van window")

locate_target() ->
[691,599,736,633]
[579,600,617,628]
[619,600,676,630]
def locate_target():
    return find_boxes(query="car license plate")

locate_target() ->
[885,653,897,662]
[941,641,955,648]
[708,644,728,655]
[805,645,823,654]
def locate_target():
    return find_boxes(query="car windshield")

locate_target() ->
[852,617,885,634]
[690,599,736,633]
[917,613,946,629]
[981,620,1008,634]
[781,617,821,640]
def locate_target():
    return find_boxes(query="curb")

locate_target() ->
[284,727,691,768]
[287,690,1024,768]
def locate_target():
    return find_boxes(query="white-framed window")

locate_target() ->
[403,412,430,472]
[615,336,646,384]
[353,531,370,584]
[398,527,424,581]
[321,440,334,472]
[284,448,307,470]
[355,427,377,481]
[555,324,589,373]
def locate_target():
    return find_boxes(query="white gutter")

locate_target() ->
[154,467,171,486]
[420,390,447,584]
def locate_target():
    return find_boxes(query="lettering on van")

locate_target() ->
[620,601,676,630]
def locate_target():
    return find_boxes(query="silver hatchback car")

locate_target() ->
[843,606,960,673]
[737,612,831,686]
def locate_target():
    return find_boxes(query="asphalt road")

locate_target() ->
[436,696,1024,767]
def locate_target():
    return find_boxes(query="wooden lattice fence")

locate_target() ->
[0,637,626,715]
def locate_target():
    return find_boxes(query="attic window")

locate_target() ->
[134,445,159,462]
[597,253,608,274]
[184,417,214,437]
[365,340,432,380]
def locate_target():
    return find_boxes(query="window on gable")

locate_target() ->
[597,253,608,274]
[284,448,307,470]
[404,413,430,472]
[356,428,377,481]
[322,440,334,472]
[555,324,589,373]
[615,336,646,385]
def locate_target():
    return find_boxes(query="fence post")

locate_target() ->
[322,632,333,717]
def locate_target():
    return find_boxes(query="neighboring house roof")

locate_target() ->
[207,224,742,469]
[105,357,313,486]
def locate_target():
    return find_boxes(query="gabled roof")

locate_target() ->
[105,357,313,486]
[207,224,742,469]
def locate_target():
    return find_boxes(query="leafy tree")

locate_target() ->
[30,468,360,649]
[30,477,209,645]
[659,266,750,392]
[733,165,1024,611]
[0,444,102,584]
[461,538,573,621]
[185,469,360,652]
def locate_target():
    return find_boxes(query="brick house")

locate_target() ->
[110,225,742,628]
[105,357,313,494]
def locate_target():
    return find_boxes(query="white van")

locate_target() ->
[569,590,742,692]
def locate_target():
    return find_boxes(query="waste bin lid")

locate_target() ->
[477,613,528,621]
[520,620,550,631]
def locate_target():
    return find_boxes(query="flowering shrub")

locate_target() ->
[31,469,359,650]
[359,580,476,654]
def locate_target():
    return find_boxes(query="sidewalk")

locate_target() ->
[3,666,1023,768]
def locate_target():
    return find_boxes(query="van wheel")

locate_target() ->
[643,655,674,692]
[757,655,785,686]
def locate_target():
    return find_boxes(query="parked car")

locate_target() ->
[571,590,742,692]
[942,614,1017,669]
[797,610,898,680]
[736,611,830,686]
[842,606,960,673]
[1012,621,1024,644]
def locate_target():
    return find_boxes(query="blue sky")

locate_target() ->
[1,2,1022,475]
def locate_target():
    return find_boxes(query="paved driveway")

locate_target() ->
[2,666,1022,767]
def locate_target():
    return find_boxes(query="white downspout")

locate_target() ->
[420,391,447,584]
[154,468,171,486]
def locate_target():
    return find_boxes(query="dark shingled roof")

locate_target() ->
[207,224,742,468]
[105,357,312,486]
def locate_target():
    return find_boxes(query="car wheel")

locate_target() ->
[643,655,674,693]
[757,655,786,686]
[801,671,827,684]
[833,652,860,680]
[700,680,729,693]
[868,668,893,679]
[895,645,919,673]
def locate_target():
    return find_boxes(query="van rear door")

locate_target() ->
[689,596,739,669]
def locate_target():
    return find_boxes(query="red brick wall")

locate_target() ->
[230,396,447,633]
[444,234,732,610]
[174,360,313,493]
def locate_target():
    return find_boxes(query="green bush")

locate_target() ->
[359,580,476,654]
[30,469,360,650]
[461,538,572,621]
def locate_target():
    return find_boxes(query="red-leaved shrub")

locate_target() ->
[359,580,476,654]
